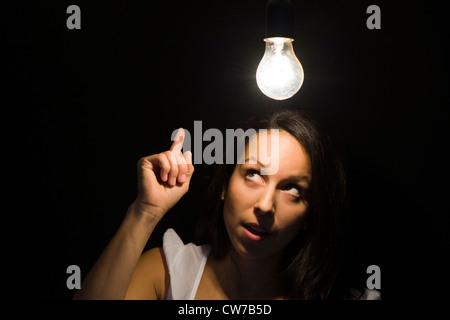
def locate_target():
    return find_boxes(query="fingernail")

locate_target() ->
[169,177,176,186]
[179,174,186,183]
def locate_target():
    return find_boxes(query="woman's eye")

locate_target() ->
[284,185,301,197]
[245,170,263,183]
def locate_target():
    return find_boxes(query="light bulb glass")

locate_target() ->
[256,37,304,100]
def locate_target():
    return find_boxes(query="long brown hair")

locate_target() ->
[195,108,354,299]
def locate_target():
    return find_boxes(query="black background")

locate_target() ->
[3,0,449,299]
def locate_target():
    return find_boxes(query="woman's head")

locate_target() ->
[196,109,349,299]
[222,129,311,261]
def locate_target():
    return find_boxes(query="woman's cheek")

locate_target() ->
[278,206,308,233]
[225,176,251,214]
[224,191,246,222]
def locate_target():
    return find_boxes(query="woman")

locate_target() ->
[74,109,380,300]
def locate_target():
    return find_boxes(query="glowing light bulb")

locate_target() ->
[256,37,304,100]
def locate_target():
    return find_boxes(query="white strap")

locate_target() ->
[163,229,211,300]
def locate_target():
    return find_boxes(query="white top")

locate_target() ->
[163,228,211,300]
[162,228,380,300]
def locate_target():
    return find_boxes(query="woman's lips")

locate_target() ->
[242,223,271,241]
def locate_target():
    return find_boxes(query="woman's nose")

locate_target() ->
[255,187,276,214]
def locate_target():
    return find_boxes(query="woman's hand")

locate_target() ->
[132,128,194,221]
[73,129,193,300]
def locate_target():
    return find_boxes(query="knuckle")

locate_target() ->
[169,163,178,174]
[137,157,147,168]
[161,162,170,171]
[163,151,177,163]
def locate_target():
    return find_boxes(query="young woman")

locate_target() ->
[73,109,380,300]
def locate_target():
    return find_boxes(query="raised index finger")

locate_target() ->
[170,128,185,153]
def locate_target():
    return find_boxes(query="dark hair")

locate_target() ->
[195,108,354,300]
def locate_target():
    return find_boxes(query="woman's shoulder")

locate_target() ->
[125,247,169,300]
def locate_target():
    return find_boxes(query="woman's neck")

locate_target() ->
[210,248,287,300]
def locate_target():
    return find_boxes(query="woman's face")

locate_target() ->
[223,130,311,260]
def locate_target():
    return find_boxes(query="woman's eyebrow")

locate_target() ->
[244,157,270,167]
[291,176,311,185]
[244,157,311,184]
